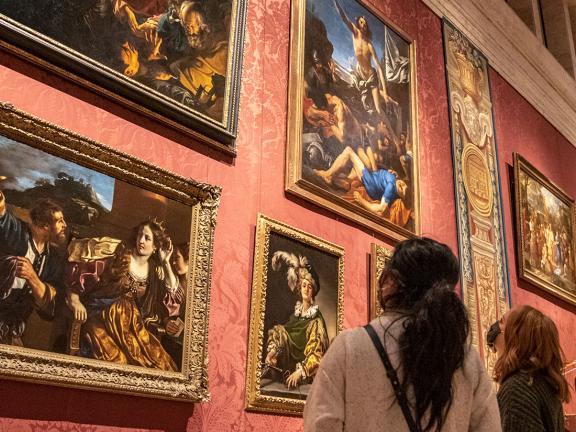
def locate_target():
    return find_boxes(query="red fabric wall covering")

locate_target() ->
[0,0,574,430]
[490,68,576,414]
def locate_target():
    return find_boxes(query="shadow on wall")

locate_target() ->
[0,378,193,432]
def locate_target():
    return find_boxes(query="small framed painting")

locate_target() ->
[245,214,344,415]
[514,153,576,305]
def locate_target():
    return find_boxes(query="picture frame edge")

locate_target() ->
[513,152,576,307]
[0,102,218,402]
[244,213,345,416]
[285,0,421,242]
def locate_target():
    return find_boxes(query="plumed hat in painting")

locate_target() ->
[271,251,320,298]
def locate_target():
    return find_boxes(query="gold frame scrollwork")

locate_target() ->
[0,102,219,401]
[369,243,393,320]
[245,214,344,416]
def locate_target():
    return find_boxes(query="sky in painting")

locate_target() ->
[0,136,115,210]
[307,0,408,72]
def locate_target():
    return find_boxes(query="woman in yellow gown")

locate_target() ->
[66,220,178,371]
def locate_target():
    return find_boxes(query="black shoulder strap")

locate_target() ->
[364,324,421,432]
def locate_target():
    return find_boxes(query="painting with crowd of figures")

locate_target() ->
[286,0,419,241]
[514,153,576,306]
[0,103,218,401]
[245,215,344,416]
[0,0,247,152]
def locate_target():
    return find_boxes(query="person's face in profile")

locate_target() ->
[487,312,509,357]
[171,248,188,276]
[48,210,68,243]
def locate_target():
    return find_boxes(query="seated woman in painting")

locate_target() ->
[64,219,178,371]
[264,251,329,389]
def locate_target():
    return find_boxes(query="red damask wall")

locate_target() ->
[0,0,574,430]
[491,70,576,414]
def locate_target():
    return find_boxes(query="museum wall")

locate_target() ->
[0,0,575,431]
[491,69,576,414]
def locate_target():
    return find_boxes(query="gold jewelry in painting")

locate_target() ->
[245,214,344,416]
[285,0,420,241]
[369,243,393,320]
[0,102,219,401]
[514,153,576,306]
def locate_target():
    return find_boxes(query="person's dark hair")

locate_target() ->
[30,199,63,228]
[494,305,570,403]
[379,237,469,432]
[129,219,171,254]
[174,242,190,260]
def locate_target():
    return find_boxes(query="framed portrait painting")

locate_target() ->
[0,102,219,401]
[245,214,344,415]
[369,243,392,320]
[514,154,576,306]
[286,0,419,241]
[0,0,247,153]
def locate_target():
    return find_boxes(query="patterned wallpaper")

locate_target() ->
[0,0,574,430]
[490,69,576,413]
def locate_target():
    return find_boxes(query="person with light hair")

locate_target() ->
[494,305,570,432]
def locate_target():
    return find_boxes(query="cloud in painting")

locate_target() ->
[0,136,115,211]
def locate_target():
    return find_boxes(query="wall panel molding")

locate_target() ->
[422,0,576,148]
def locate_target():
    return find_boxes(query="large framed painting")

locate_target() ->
[286,0,419,241]
[0,102,219,401]
[369,243,392,320]
[245,214,344,415]
[514,153,576,305]
[0,0,247,154]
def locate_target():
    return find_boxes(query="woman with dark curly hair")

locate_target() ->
[304,237,500,432]
[66,219,178,371]
[494,305,570,432]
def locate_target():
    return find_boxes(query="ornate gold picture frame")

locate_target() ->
[0,1,247,153]
[245,214,344,415]
[369,243,392,320]
[0,102,219,401]
[286,0,420,241]
[514,153,576,306]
